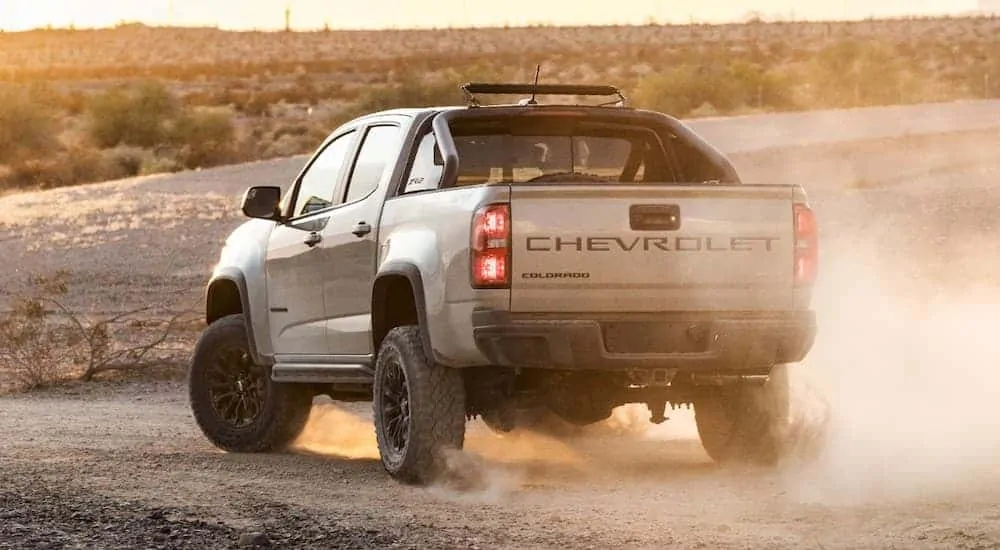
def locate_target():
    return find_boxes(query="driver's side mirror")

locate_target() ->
[241,186,283,221]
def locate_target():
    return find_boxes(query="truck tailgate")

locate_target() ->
[510,184,796,313]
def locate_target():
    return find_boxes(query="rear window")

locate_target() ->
[454,115,677,185]
[398,115,683,194]
[453,133,669,185]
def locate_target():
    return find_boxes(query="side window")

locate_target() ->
[343,125,402,204]
[402,133,443,194]
[292,131,355,217]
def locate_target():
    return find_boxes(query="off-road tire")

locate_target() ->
[189,314,312,453]
[373,326,466,484]
[693,365,791,466]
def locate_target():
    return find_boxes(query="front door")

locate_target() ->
[266,129,358,357]
[319,123,404,356]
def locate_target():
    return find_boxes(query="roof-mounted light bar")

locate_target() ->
[460,82,627,108]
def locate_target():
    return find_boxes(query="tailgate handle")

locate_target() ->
[630,204,681,231]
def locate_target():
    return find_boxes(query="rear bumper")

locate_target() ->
[472,310,816,371]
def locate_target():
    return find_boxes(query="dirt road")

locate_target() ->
[3,130,1000,549]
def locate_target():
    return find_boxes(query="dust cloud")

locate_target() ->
[783,240,1000,504]
[292,235,1000,504]
[291,401,587,497]
[290,403,380,460]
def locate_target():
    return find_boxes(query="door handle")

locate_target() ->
[303,232,322,247]
[629,204,681,231]
[352,221,372,238]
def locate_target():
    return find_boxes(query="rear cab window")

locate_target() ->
[446,112,680,187]
[450,129,671,185]
[400,110,740,193]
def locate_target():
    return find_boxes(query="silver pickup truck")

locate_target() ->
[188,83,818,484]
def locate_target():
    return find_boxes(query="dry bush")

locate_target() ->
[633,59,794,117]
[0,88,59,164]
[0,276,80,390]
[0,272,197,392]
[139,153,183,176]
[87,83,240,170]
[171,108,239,169]
[86,82,181,148]
[102,145,151,178]
[2,147,126,190]
[353,73,469,114]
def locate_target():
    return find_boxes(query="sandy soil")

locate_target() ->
[3,129,1000,549]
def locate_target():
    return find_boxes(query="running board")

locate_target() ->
[271,363,374,384]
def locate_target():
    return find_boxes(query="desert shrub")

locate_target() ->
[725,60,796,111]
[271,123,311,141]
[240,92,274,117]
[633,66,731,117]
[86,84,239,171]
[633,61,794,117]
[61,146,121,184]
[102,145,153,178]
[3,158,64,189]
[139,153,183,176]
[949,51,1000,99]
[354,74,465,114]
[0,88,59,164]
[3,147,126,190]
[171,108,238,169]
[806,40,915,107]
[98,146,181,179]
[0,274,80,389]
[0,272,196,392]
[86,81,180,148]
[62,89,89,116]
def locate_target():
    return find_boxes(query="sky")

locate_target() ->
[0,0,984,32]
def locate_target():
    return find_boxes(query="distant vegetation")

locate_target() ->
[1,16,999,191]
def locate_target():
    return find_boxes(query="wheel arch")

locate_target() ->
[205,269,269,365]
[372,262,434,361]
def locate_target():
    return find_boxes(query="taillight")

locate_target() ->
[472,203,511,288]
[793,203,818,286]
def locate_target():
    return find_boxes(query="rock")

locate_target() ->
[238,531,272,548]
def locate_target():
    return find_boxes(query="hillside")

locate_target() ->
[2,16,999,194]
[3,17,999,81]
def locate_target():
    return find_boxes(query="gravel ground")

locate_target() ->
[2,129,1000,549]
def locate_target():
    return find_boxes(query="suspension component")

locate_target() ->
[647,399,668,424]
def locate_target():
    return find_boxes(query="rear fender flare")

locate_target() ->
[372,262,437,363]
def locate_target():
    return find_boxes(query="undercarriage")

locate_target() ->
[461,366,776,431]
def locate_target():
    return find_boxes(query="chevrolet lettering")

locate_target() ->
[525,236,780,252]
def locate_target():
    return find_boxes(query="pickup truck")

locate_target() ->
[188,83,818,484]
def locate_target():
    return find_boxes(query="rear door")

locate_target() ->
[509,184,795,313]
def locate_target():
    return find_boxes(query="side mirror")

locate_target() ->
[241,186,283,221]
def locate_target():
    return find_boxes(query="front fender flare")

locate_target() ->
[207,268,273,366]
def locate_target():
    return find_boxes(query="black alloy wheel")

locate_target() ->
[189,314,312,453]
[205,344,266,429]
[373,326,466,484]
[378,354,411,460]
